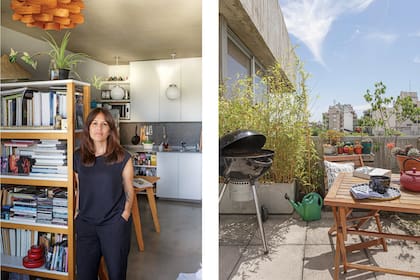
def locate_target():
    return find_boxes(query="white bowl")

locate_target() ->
[111,86,125,100]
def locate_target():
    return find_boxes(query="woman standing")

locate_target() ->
[74,108,134,280]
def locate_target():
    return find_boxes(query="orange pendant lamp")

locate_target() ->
[10,0,85,31]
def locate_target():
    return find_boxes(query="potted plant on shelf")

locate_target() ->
[219,60,323,213]
[354,141,363,154]
[321,130,343,155]
[361,138,373,154]
[43,31,87,79]
[337,142,345,154]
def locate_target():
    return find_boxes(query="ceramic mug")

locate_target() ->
[369,175,390,194]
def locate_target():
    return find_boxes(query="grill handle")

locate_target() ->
[252,158,273,167]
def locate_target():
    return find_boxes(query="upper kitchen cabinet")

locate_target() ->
[158,60,182,121]
[130,61,160,121]
[180,58,202,121]
[130,58,202,122]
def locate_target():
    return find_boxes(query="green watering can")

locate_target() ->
[284,192,323,221]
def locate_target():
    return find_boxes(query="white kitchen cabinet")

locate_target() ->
[156,153,179,199]
[130,58,201,122]
[180,58,202,121]
[159,60,181,121]
[130,60,160,121]
[156,152,202,201]
[178,153,202,200]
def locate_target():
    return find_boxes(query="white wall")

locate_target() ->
[1,27,108,99]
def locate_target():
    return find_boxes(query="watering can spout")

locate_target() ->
[284,192,323,222]
[284,193,305,218]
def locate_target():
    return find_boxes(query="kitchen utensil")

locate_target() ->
[400,158,420,192]
[131,125,140,145]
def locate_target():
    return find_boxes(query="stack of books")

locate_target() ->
[9,187,42,223]
[36,192,53,224]
[52,190,68,226]
[30,140,68,179]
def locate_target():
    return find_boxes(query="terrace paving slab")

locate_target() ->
[220,210,420,280]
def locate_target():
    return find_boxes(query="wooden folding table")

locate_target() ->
[324,172,420,279]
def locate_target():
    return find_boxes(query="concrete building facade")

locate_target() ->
[325,103,357,132]
[219,0,297,90]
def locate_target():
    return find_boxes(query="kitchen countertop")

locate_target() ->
[124,145,201,153]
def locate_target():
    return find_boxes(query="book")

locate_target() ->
[10,228,16,256]
[41,92,52,126]
[32,91,42,126]
[353,166,392,180]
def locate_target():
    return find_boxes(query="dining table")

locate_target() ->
[324,172,420,279]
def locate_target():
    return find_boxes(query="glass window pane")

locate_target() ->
[227,38,251,78]
[224,39,251,98]
[253,63,266,103]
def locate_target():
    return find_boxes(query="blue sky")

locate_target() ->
[278,0,420,122]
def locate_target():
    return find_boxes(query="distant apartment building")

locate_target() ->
[323,103,357,131]
[372,91,419,136]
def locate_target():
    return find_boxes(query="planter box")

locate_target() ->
[219,181,296,214]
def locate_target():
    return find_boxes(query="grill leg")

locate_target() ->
[251,183,268,254]
[219,180,229,203]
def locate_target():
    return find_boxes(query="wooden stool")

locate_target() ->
[131,176,161,251]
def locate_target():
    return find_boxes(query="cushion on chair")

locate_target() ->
[324,160,354,192]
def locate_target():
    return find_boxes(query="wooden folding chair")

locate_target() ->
[324,154,387,251]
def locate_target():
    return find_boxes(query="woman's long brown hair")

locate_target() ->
[80,108,125,166]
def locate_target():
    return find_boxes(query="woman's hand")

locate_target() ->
[74,209,80,219]
[121,210,131,221]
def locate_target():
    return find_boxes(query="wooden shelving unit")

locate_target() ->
[0,79,90,280]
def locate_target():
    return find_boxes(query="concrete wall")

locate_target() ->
[220,0,297,84]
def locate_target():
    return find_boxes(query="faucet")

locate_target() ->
[180,141,186,151]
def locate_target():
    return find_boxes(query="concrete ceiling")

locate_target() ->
[1,0,202,65]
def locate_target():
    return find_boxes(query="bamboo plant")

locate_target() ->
[219,60,322,194]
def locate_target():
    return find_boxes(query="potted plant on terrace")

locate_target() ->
[43,31,87,79]
[219,60,323,213]
[391,144,420,171]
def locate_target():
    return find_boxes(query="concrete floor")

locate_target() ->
[127,196,202,280]
[219,211,420,280]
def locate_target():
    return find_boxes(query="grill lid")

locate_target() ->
[220,129,266,153]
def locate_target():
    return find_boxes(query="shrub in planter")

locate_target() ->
[219,60,322,197]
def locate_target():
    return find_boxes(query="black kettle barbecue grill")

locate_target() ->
[219,129,274,254]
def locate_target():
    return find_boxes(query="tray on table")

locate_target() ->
[350,183,401,201]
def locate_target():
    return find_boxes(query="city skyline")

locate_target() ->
[279,0,420,122]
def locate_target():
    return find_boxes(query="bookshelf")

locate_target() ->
[0,79,90,280]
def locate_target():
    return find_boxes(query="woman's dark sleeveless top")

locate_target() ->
[74,149,131,225]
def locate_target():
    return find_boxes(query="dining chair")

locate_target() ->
[323,154,387,251]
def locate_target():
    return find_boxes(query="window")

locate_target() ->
[220,20,266,101]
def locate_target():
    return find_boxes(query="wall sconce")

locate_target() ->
[166,84,180,100]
